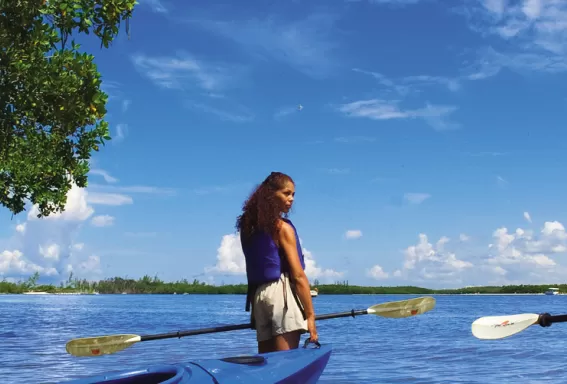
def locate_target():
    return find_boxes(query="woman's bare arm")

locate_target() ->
[277,221,315,319]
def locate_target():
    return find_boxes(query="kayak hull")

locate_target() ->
[60,344,332,384]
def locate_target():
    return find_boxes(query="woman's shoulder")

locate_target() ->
[276,218,296,240]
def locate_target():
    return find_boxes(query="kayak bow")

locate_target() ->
[60,343,332,384]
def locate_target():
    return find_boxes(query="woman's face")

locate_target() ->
[275,181,295,214]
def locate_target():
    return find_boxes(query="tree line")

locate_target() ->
[1,272,565,295]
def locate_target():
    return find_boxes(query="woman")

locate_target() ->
[236,171,318,353]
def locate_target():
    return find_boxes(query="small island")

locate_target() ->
[0,272,565,295]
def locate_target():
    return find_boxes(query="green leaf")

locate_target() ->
[0,0,137,218]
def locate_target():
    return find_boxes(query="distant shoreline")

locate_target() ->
[2,273,565,295]
[3,292,565,296]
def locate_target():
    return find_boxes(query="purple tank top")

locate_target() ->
[242,218,305,285]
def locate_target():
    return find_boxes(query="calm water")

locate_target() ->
[2,293,567,383]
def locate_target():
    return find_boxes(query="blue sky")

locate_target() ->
[2,0,567,288]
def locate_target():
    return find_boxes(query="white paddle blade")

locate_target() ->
[471,314,540,340]
[66,334,142,357]
[367,296,436,318]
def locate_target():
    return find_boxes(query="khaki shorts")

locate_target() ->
[252,273,308,342]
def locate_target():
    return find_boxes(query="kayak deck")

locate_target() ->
[60,344,332,384]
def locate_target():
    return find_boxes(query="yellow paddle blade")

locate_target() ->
[66,334,142,357]
[367,296,436,318]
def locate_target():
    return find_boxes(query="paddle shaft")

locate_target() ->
[315,309,368,321]
[539,313,567,327]
[141,308,370,342]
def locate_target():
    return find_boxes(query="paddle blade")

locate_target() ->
[367,296,436,318]
[66,334,142,357]
[471,314,540,340]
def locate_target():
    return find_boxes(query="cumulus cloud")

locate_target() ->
[399,234,474,282]
[0,183,129,281]
[27,184,94,221]
[205,234,246,275]
[367,264,388,280]
[303,248,343,282]
[0,250,57,277]
[376,217,567,286]
[486,222,567,275]
[39,243,60,261]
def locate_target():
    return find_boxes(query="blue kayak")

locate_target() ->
[61,344,332,384]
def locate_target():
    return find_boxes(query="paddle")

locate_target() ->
[471,312,567,340]
[66,296,435,357]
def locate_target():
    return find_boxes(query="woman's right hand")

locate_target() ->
[307,316,318,343]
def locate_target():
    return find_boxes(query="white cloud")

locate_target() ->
[459,233,471,242]
[524,211,532,223]
[345,230,363,239]
[0,249,57,277]
[15,223,26,234]
[28,184,94,221]
[383,218,567,286]
[496,175,508,188]
[353,68,461,95]
[1,182,129,281]
[73,243,84,251]
[91,215,115,227]
[86,193,133,206]
[460,0,567,76]
[303,248,343,282]
[113,124,128,144]
[138,0,168,13]
[403,193,431,205]
[131,53,237,92]
[188,13,340,78]
[401,235,474,282]
[122,99,131,113]
[77,255,102,275]
[89,169,118,184]
[338,99,460,131]
[205,234,246,275]
[367,264,388,279]
[483,222,567,281]
[482,0,507,17]
[39,244,60,261]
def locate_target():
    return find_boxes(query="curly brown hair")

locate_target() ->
[236,172,294,244]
